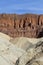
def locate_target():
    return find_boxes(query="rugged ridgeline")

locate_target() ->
[0,14,43,38]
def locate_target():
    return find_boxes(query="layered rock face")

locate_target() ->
[0,14,43,38]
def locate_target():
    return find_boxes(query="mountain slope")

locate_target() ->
[0,32,43,65]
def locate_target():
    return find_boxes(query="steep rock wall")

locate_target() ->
[0,14,43,38]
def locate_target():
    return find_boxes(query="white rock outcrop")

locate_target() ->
[0,32,43,65]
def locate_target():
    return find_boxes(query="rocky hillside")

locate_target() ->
[0,32,43,65]
[0,14,43,38]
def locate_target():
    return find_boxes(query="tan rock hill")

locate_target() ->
[0,14,43,38]
[0,32,43,65]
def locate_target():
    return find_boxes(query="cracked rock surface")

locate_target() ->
[0,32,43,65]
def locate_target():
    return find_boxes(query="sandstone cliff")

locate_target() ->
[0,14,43,38]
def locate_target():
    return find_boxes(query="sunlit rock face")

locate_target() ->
[0,32,43,65]
[0,14,43,38]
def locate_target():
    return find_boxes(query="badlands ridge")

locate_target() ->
[0,32,43,65]
[0,14,43,38]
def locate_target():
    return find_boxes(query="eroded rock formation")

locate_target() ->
[0,14,43,38]
[0,33,43,65]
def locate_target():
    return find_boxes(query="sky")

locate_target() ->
[0,0,43,14]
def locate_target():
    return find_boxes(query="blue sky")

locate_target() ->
[0,0,43,14]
